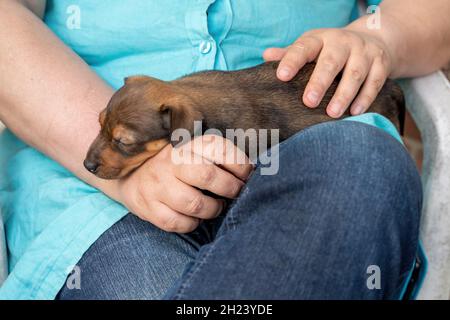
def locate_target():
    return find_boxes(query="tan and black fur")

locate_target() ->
[84,61,404,179]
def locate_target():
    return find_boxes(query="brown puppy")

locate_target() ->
[84,61,404,179]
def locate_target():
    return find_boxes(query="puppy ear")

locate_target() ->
[160,96,203,140]
[99,109,106,126]
[124,75,151,85]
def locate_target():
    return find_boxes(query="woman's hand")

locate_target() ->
[116,135,254,233]
[263,28,394,118]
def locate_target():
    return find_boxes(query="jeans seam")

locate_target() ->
[224,206,239,231]
[172,239,217,299]
[219,127,303,234]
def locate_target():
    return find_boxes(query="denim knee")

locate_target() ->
[228,120,422,230]
[268,121,421,288]
[281,120,421,206]
[273,120,422,225]
[219,121,422,298]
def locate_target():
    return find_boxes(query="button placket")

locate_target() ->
[212,0,233,70]
[199,40,213,54]
[185,0,217,72]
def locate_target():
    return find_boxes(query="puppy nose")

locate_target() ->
[84,159,99,173]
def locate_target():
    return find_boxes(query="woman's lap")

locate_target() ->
[58,120,422,299]
[56,214,204,300]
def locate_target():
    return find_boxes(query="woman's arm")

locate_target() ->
[0,0,118,198]
[0,0,249,233]
[264,0,450,117]
[349,0,450,78]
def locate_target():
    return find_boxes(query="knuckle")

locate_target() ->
[133,183,152,211]
[282,54,302,68]
[161,216,182,233]
[376,47,386,59]
[350,68,364,82]
[241,164,254,178]
[200,166,216,185]
[321,56,340,73]
[186,194,204,215]
[377,49,390,67]
[338,90,353,102]
[361,93,376,104]
[134,189,148,210]
[371,78,385,91]
[291,40,307,51]
[369,45,388,62]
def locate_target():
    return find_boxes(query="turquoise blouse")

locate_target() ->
[0,0,390,299]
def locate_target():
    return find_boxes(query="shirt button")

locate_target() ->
[199,40,213,54]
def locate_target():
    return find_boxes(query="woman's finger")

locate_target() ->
[303,43,350,108]
[276,36,323,82]
[178,135,254,181]
[174,153,244,199]
[137,200,200,233]
[326,52,371,118]
[159,175,225,219]
[263,47,288,62]
[350,58,388,115]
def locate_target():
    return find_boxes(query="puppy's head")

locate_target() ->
[84,75,203,179]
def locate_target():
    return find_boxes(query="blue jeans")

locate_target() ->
[57,121,422,299]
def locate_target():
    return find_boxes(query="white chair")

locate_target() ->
[359,1,450,299]
[400,72,450,299]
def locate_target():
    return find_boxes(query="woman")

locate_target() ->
[0,0,448,299]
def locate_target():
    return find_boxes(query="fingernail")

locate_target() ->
[353,105,364,115]
[329,102,342,117]
[307,91,319,106]
[278,68,291,79]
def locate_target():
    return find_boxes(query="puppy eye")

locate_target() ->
[113,139,134,147]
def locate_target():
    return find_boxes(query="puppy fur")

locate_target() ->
[85,61,405,179]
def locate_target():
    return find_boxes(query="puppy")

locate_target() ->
[84,61,404,179]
